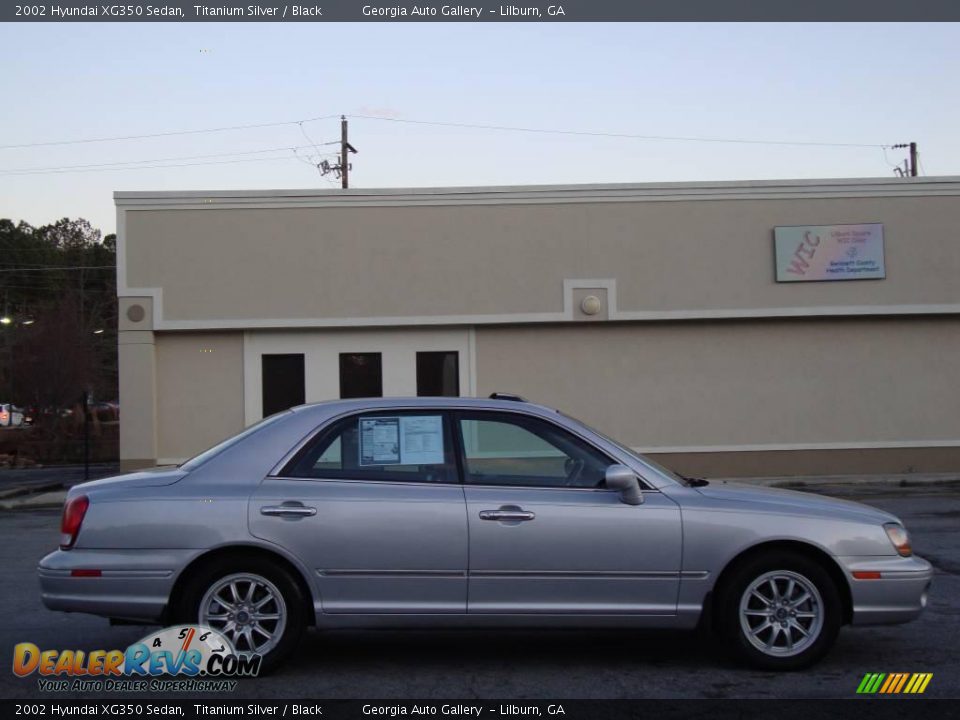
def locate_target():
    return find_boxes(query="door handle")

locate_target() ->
[261,503,317,518]
[479,509,535,522]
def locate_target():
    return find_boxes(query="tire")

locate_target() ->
[716,551,841,671]
[175,556,307,674]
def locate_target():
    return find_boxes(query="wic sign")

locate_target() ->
[774,224,885,282]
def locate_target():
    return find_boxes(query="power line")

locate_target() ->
[0,153,315,177]
[0,114,339,150]
[0,144,335,176]
[349,113,888,149]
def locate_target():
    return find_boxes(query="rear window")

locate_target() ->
[179,411,290,471]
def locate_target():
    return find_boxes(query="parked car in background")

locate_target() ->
[0,404,25,427]
[39,395,932,672]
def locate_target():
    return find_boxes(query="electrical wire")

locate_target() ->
[349,114,888,149]
[0,145,334,176]
[0,114,339,150]
[0,153,318,177]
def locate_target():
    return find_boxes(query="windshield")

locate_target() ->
[559,412,690,486]
[179,411,290,471]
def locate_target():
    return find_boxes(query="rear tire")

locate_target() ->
[175,556,307,674]
[716,551,841,670]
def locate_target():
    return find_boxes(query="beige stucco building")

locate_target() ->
[115,177,960,476]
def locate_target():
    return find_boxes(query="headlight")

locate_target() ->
[884,522,912,557]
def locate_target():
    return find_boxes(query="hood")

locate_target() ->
[696,482,899,525]
[67,467,187,497]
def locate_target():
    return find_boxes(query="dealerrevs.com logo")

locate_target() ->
[13,625,260,692]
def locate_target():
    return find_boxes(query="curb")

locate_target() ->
[0,481,64,501]
[0,490,67,511]
[712,473,960,489]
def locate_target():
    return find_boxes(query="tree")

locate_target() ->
[0,217,117,409]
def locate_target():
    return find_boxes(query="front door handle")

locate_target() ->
[261,503,317,518]
[479,508,536,522]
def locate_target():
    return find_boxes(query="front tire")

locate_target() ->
[176,557,306,674]
[717,551,841,670]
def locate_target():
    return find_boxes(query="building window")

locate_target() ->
[416,351,460,397]
[339,353,383,398]
[262,354,305,418]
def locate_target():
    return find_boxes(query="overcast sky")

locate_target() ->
[1,22,958,235]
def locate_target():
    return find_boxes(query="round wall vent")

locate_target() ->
[126,304,146,323]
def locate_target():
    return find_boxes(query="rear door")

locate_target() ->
[250,409,468,614]
[456,411,683,615]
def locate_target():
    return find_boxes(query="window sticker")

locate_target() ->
[359,417,401,465]
[358,415,445,466]
[399,416,445,466]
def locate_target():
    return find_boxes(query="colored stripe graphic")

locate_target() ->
[856,672,932,694]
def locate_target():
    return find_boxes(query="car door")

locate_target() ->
[249,409,468,614]
[456,410,682,615]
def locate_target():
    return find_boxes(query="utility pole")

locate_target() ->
[340,115,349,189]
[892,142,919,177]
[338,115,358,189]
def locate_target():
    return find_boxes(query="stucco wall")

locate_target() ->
[473,317,960,455]
[120,184,960,327]
[154,332,245,463]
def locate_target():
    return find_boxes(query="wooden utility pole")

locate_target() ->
[341,116,349,189]
[338,115,357,189]
[892,142,919,177]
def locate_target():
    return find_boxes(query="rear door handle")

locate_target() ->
[479,509,535,522]
[261,503,316,518]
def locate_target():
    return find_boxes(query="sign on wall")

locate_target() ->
[774,223,885,282]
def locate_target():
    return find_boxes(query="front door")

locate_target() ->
[456,411,682,615]
[250,410,467,614]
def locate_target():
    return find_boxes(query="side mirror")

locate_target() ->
[605,464,644,505]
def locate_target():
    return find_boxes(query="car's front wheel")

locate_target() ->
[176,557,307,673]
[717,551,841,670]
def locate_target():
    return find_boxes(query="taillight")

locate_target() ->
[60,495,89,550]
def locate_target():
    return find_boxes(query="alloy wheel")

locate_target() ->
[738,569,824,657]
[199,572,288,656]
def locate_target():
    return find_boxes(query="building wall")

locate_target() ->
[153,332,245,465]
[120,183,960,329]
[473,318,960,476]
[115,179,960,474]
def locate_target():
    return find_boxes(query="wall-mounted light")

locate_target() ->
[0,317,11,326]
[580,295,602,316]
[22,319,35,326]
[93,329,104,335]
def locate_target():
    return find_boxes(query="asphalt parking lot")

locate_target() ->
[1,484,957,700]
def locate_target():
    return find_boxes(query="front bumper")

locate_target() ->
[38,548,200,623]
[840,554,934,625]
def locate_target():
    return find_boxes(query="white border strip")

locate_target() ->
[634,440,960,454]
[114,176,960,208]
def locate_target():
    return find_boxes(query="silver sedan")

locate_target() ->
[39,396,932,672]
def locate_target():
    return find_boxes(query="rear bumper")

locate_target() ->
[38,548,199,623]
[840,554,933,625]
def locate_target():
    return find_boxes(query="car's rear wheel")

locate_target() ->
[176,557,306,673]
[717,551,841,670]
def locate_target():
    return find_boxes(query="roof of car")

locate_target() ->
[290,395,558,416]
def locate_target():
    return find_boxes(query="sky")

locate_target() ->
[1,22,959,235]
